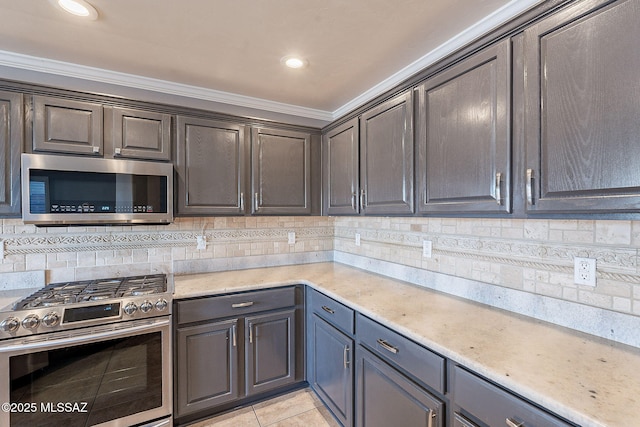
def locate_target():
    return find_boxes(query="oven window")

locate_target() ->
[9,332,163,427]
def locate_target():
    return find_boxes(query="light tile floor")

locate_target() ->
[188,388,340,427]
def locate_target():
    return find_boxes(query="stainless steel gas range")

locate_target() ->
[0,274,173,427]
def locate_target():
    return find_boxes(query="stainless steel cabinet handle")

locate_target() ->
[114,147,122,155]
[249,326,253,344]
[506,418,524,427]
[254,192,259,211]
[321,305,335,314]
[232,324,237,347]
[232,301,254,308]
[92,146,100,154]
[240,192,245,211]
[427,409,435,427]
[526,168,534,205]
[343,346,350,369]
[495,172,502,206]
[377,338,398,354]
[351,192,357,211]
[360,189,366,210]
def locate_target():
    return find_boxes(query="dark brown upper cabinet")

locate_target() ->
[523,0,640,214]
[175,116,248,215]
[360,91,414,215]
[0,91,23,215]
[251,126,311,215]
[323,117,360,215]
[105,106,172,161]
[31,95,103,156]
[416,38,511,214]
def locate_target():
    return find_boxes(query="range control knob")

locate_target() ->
[140,300,153,313]
[22,315,40,330]
[0,317,20,332]
[155,299,168,311]
[42,312,60,328]
[123,302,138,316]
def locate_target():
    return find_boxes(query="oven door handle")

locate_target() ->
[0,318,170,353]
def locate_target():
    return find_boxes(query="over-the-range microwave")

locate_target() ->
[21,153,174,226]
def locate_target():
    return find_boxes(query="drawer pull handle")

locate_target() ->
[232,302,254,308]
[377,338,398,354]
[506,418,524,427]
[321,306,335,314]
[240,192,245,211]
[343,346,350,369]
[495,172,502,206]
[428,409,435,427]
[351,192,357,211]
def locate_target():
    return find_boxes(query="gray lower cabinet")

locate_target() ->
[452,365,573,427]
[323,118,360,215]
[105,106,172,161]
[31,95,103,156]
[175,116,248,215]
[251,126,311,215]
[309,314,354,426]
[359,91,414,215]
[356,346,443,427]
[523,0,640,213]
[0,90,22,215]
[174,287,301,423]
[245,309,297,396]
[416,38,511,214]
[175,319,239,416]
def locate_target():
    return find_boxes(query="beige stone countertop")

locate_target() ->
[174,262,640,427]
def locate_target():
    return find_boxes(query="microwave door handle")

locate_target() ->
[0,319,170,353]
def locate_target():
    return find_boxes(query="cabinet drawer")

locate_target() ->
[453,366,573,427]
[308,288,354,334]
[176,287,296,325]
[356,314,445,394]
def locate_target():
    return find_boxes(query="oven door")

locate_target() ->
[0,317,171,427]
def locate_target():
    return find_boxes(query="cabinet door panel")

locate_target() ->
[0,91,22,215]
[251,127,311,214]
[418,39,510,214]
[245,309,296,395]
[524,0,640,213]
[176,319,239,417]
[323,118,360,215]
[310,315,353,426]
[32,96,103,155]
[108,107,171,161]
[356,347,443,427]
[360,91,414,215]
[176,116,247,215]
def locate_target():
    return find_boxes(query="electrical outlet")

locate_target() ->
[288,232,296,244]
[422,240,432,258]
[574,257,596,286]
[355,233,361,246]
[196,235,207,250]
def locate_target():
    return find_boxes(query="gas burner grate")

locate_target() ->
[13,274,167,310]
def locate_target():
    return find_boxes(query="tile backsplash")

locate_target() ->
[1,215,639,319]
[334,217,640,317]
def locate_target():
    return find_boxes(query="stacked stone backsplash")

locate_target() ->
[334,217,640,317]
[0,216,335,283]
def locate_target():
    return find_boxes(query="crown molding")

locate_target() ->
[0,50,334,122]
[331,0,543,118]
[0,0,541,123]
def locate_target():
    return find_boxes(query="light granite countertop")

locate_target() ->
[174,262,640,427]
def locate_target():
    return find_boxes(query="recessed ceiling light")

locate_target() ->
[281,56,308,69]
[50,0,99,20]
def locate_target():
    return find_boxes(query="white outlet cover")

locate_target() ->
[288,232,296,244]
[196,235,207,250]
[422,240,432,258]
[355,233,361,246]
[574,257,596,286]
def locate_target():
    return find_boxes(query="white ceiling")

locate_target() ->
[0,0,541,121]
